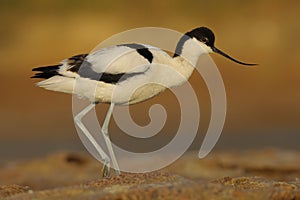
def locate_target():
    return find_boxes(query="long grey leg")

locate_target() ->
[74,102,111,177]
[101,103,120,175]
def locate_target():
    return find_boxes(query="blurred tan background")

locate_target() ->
[0,0,299,160]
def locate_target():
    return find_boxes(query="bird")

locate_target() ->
[32,27,256,177]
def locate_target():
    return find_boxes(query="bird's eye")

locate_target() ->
[200,37,209,43]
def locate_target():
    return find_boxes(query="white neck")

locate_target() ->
[161,37,212,88]
[175,37,211,66]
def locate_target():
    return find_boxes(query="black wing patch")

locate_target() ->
[119,43,153,63]
[77,60,146,84]
[31,64,61,79]
[31,54,89,79]
[67,54,89,72]
[32,47,150,84]
[67,48,150,84]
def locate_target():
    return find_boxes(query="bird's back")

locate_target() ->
[32,43,177,104]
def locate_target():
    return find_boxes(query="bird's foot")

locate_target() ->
[114,168,121,176]
[102,162,110,178]
[101,160,122,177]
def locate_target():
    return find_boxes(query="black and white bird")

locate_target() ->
[32,27,256,177]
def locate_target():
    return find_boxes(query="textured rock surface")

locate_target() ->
[167,149,300,181]
[0,149,299,199]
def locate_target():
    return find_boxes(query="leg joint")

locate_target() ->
[101,128,109,136]
[74,114,82,124]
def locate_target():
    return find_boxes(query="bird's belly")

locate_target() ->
[94,81,166,105]
[126,83,167,104]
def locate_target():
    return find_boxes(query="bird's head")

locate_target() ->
[186,27,257,66]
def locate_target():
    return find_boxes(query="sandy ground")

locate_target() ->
[0,149,299,199]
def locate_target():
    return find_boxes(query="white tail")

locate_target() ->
[36,76,75,95]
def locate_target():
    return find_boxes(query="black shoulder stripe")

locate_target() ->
[119,43,153,63]
[136,48,153,63]
[120,43,145,49]
[99,72,144,84]
[77,60,147,84]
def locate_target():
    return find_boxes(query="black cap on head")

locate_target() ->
[186,27,215,47]
[175,26,257,66]
[188,27,257,66]
[174,26,215,57]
